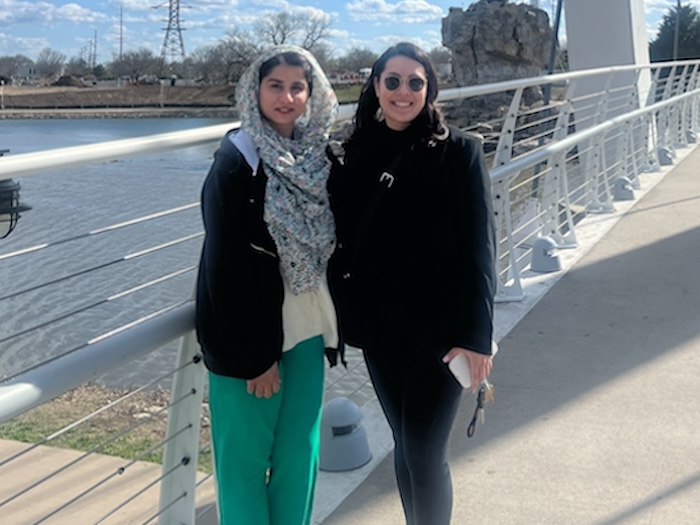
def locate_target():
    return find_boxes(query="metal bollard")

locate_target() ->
[530,236,561,273]
[319,397,372,472]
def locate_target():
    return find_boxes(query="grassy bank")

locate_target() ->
[0,383,213,474]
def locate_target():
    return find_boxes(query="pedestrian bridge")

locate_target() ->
[1,60,699,524]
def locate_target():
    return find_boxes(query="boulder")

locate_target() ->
[442,1,553,87]
[441,1,555,129]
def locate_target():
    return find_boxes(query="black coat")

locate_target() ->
[195,133,285,379]
[328,124,496,355]
[196,132,344,379]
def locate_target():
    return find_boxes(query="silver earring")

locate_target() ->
[374,107,385,122]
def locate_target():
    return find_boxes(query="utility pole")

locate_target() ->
[119,6,124,61]
[92,30,98,69]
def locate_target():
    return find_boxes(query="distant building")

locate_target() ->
[15,65,40,85]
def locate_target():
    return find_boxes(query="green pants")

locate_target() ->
[208,336,325,525]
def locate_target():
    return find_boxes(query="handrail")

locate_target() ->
[489,86,700,182]
[2,60,698,181]
[0,303,194,424]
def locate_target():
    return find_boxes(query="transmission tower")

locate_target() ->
[157,0,186,63]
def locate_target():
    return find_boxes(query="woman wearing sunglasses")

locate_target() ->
[329,42,497,525]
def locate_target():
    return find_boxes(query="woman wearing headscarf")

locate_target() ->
[195,45,339,525]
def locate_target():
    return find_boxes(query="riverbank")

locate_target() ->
[0,84,238,119]
[0,107,238,119]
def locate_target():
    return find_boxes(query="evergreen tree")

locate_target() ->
[650,4,700,61]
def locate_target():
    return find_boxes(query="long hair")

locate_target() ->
[351,42,447,141]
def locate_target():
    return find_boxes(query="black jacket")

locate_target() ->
[195,133,285,379]
[328,124,496,355]
[196,132,344,378]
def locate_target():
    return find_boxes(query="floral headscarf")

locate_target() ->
[236,45,339,295]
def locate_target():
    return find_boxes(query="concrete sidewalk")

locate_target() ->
[320,145,700,525]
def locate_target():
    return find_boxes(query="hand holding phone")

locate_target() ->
[446,341,499,389]
[448,352,473,389]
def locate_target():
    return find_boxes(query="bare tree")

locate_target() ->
[65,57,90,77]
[109,48,160,82]
[309,43,336,73]
[428,47,452,78]
[254,11,298,46]
[298,12,333,51]
[428,47,451,66]
[184,47,216,84]
[185,10,334,85]
[0,54,34,78]
[35,48,66,79]
[218,30,263,83]
[253,10,332,52]
[335,47,379,73]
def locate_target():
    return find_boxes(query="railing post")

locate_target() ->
[491,87,524,169]
[545,101,578,248]
[494,175,525,303]
[585,136,614,213]
[643,112,660,172]
[158,329,207,525]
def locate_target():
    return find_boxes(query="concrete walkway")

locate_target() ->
[319,145,700,524]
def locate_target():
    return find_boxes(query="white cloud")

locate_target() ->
[0,0,108,27]
[291,5,332,22]
[250,0,289,7]
[0,31,49,56]
[346,0,444,23]
[54,3,107,23]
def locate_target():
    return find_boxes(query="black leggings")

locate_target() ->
[363,343,463,525]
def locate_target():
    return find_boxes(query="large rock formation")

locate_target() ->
[440,0,555,135]
[442,0,553,87]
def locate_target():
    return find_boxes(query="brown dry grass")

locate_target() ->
[2,86,86,96]
[0,382,212,472]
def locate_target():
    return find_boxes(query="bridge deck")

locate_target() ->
[322,144,700,525]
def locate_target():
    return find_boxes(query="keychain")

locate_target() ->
[467,380,494,438]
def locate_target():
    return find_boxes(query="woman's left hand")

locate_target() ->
[442,347,493,393]
[246,362,281,398]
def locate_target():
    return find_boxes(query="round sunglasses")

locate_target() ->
[382,75,426,92]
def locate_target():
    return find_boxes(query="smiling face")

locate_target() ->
[258,63,310,138]
[373,55,428,131]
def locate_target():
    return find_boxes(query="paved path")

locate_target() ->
[320,144,700,524]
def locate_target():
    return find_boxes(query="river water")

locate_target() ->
[0,118,234,388]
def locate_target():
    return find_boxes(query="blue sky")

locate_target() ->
[0,1,692,63]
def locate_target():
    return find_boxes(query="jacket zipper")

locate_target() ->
[250,243,278,259]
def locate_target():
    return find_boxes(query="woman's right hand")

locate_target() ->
[246,362,281,398]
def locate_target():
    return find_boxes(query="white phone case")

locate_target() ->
[448,352,471,388]
[447,341,499,389]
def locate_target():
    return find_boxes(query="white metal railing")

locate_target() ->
[1,60,700,524]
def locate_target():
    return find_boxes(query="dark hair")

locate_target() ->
[352,42,447,140]
[259,51,314,95]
